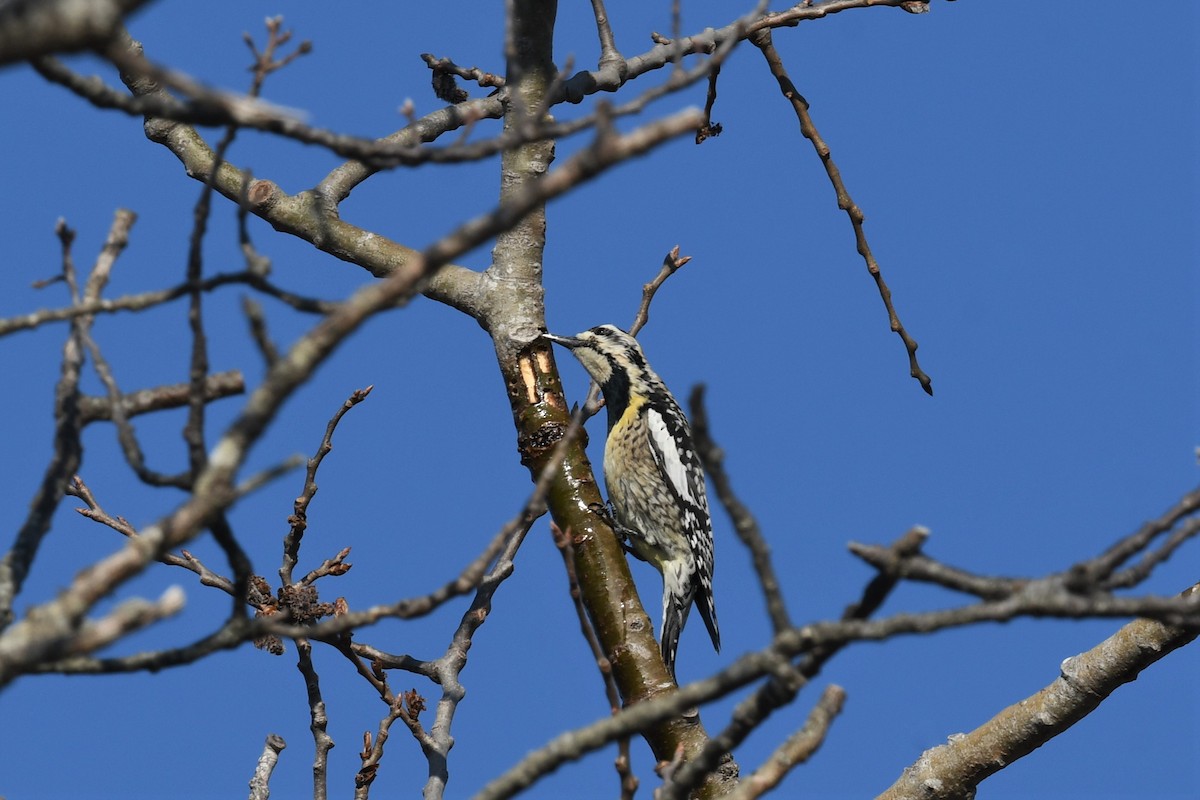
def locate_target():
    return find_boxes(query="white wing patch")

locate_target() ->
[646,407,698,509]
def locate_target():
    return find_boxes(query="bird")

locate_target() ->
[543,324,719,677]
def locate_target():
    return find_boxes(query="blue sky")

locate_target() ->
[0,1,1197,798]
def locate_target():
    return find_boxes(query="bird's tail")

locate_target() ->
[660,590,690,678]
[695,585,720,654]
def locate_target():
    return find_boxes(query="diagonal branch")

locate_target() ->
[689,384,791,634]
[752,28,933,395]
[878,583,1200,800]
[0,0,153,64]
[726,684,847,800]
[659,526,922,800]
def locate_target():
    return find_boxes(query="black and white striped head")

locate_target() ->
[543,324,663,416]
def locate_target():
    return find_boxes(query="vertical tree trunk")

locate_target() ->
[484,2,736,795]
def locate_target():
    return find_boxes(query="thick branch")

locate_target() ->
[105,29,487,318]
[248,734,287,800]
[879,583,1200,800]
[0,0,153,64]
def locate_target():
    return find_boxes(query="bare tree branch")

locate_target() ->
[356,693,422,799]
[695,65,723,144]
[64,585,185,656]
[878,583,1200,800]
[0,211,130,629]
[66,476,244,597]
[0,270,337,339]
[553,522,638,799]
[422,53,505,91]
[690,384,791,634]
[473,559,1200,800]
[630,245,693,337]
[1079,484,1200,587]
[589,0,623,74]
[77,370,245,424]
[751,27,933,395]
[6,4,1190,798]
[726,685,847,800]
[0,0,154,64]
[79,307,193,489]
[281,386,373,586]
[247,734,287,800]
[296,639,334,800]
[659,525,923,800]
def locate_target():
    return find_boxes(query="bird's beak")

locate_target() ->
[542,332,582,349]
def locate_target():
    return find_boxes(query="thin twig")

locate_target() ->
[589,0,623,73]
[349,642,433,681]
[183,114,256,611]
[66,476,239,594]
[297,639,334,800]
[241,296,280,368]
[670,0,684,69]
[689,384,791,633]
[631,245,692,337]
[580,245,694,418]
[751,28,933,395]
[0,269,337,339]
[80,317,192,488]
[0,217,95,627]
[281,386,373,586]
[1076,484,1200,586]
[726,685,847,800]
[355,693,421,799]
[1105,515,1200,590]
[67,473,295,602]
[849,536,1024,601]
[421,54,505,90]
[243,16,312,88]
[832,526,929,633]
[695,65,723,144]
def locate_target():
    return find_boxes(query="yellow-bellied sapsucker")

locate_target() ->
[544,324,719,676]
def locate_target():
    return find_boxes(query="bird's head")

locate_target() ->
[542,324,647,387]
